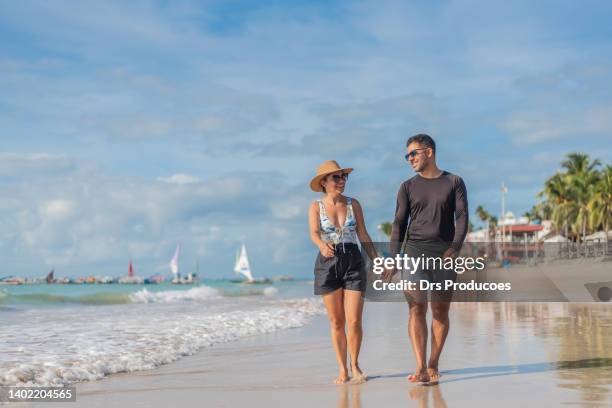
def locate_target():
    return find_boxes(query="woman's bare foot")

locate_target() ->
[334,370,350,384]
[407,368,430,384]
[351,363,368,382]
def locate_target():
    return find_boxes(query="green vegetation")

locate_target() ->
[378,222,392,238]
[533,153,610,242]
[476,205,498,227]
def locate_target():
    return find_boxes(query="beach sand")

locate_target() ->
[31,301,612,408]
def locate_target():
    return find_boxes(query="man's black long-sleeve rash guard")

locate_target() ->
[390,171,469,256]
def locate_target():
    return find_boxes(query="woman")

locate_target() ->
[308,160,378,384]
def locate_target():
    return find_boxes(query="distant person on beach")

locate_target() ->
[308,160,378,384]
[383,134,469,384]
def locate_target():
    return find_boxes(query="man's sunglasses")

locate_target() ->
[329,173,349,182]
[404,148,429,161]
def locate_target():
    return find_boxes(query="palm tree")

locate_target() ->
[540,172,573,237]
[539,154,598,240]
[588,165,612,246]
[523,202,552,223]
[475,205,498,225]
[561,153,601,175]
[378,222,392,238]
[561,153,601,241]
[475,205,497,242]
[475,205,491,224]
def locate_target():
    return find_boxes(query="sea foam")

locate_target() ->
[0,296,323,387]
[128,286,221,303]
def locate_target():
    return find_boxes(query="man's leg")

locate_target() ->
[428,301,451,381]
[408,300,430,382]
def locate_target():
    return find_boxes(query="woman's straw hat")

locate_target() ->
[309,160,353,192]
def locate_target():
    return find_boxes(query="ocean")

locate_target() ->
[0,280,322,387]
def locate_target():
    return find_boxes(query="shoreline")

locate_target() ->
[30,301,612,407]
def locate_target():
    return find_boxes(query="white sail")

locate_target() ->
[234,244,254,282]
[169,244,180,277]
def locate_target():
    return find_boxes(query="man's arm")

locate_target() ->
[390,182,410,256]
[451,177,469,252]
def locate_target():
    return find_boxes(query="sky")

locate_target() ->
[1,0,611,279]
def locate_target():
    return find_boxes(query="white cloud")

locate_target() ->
[269,196,310,221]
[0,155,313,277]
[157,174,201,184]
[1,0,611,278]
[503,105,612,145]
[0,153,74,176]
[39,199,75,221]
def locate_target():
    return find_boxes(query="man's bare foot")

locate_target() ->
[407,368,430,384]
[351,363,368,382]
[427,367,441,383]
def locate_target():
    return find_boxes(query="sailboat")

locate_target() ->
[231,244,271,284]
[169,244,180,282]
[119,260,144,284]
[169,244,198,284]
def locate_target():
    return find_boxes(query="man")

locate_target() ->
[383,133,468,384]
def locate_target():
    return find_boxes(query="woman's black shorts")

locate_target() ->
[314,243,365,295]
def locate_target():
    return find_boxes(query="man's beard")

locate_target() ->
[413,162,426,172]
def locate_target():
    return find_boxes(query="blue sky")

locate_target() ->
[1,0,611,279]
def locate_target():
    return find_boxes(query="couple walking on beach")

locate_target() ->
[308,134,469,385]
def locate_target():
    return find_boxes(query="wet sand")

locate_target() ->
[35,302,612,407]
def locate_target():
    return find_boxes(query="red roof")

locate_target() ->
[498,224,543,233]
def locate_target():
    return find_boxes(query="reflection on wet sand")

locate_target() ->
[337,384,362,408]
[336,382,448,408]
[442,358,612,383]
[336,303,610,407]
[548,304,612,404]
[408,385,448,408]
[452,303,612,403]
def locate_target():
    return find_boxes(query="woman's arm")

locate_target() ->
[352,198,379,261]
[308,201,334,257]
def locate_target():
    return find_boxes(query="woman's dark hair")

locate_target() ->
[406,133,436,155]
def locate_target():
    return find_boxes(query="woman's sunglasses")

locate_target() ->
[329,173,349,182]
[404,147,429,161]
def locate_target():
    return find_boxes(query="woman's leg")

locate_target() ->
[322,288,349,384]
[344,289,366,380]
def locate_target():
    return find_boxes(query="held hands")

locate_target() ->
[381,265,397,283]
[443,247,457,260]
[319,242,335,258]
